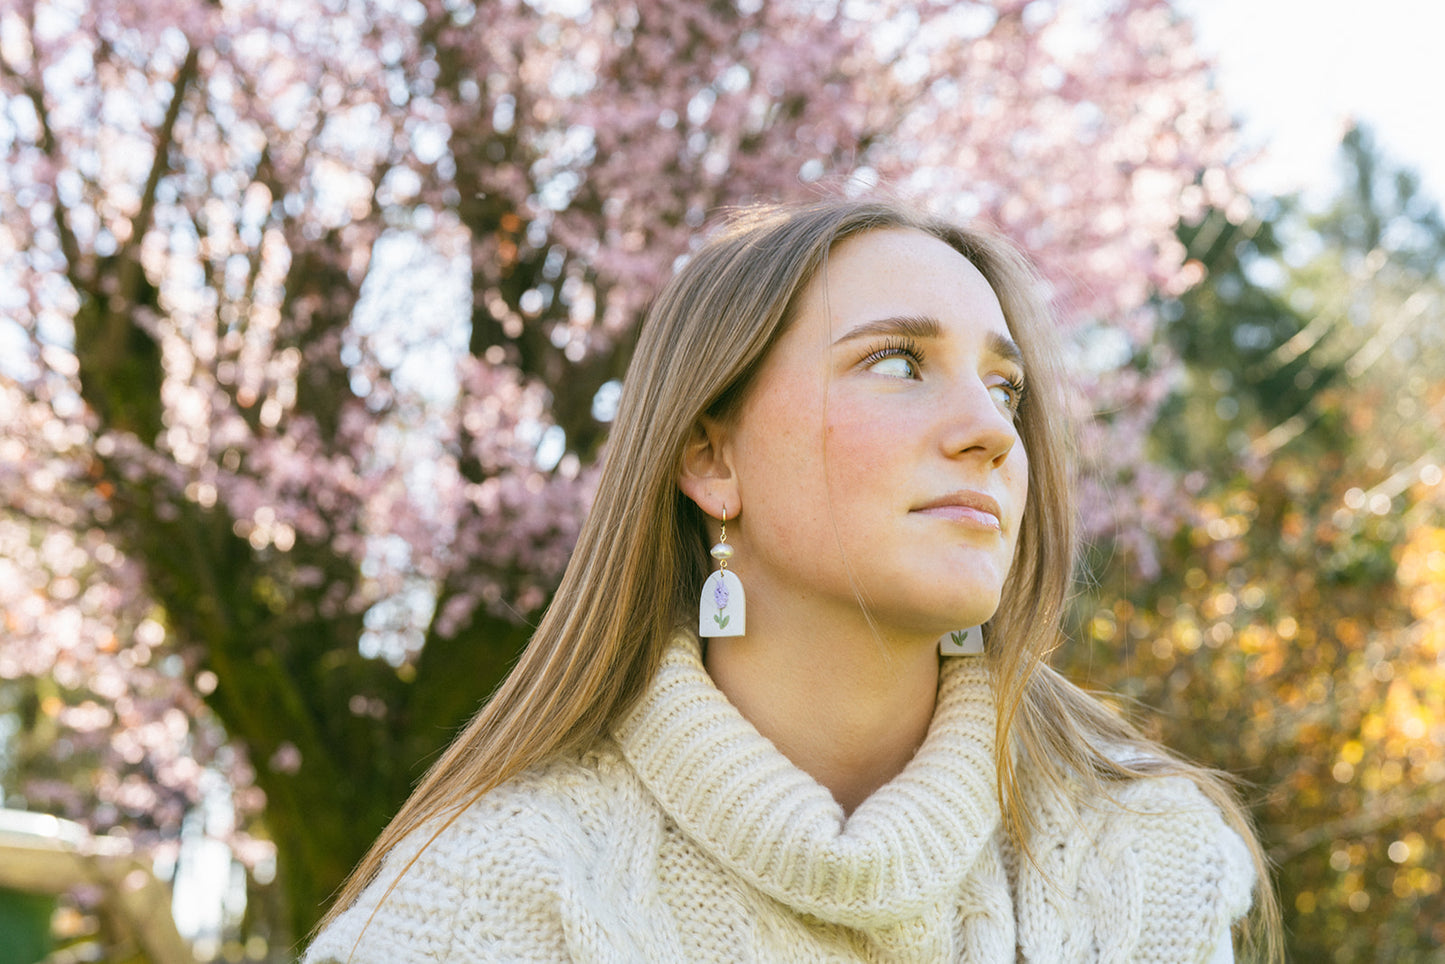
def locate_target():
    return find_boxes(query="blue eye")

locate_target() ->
[989,377,1026,416]
[862,338,924,379]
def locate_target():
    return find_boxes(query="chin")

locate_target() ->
[928,581,1004,622]
[886,597,1002,639]
[862,566,1005,632]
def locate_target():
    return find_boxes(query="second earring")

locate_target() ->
[699,508,745,637]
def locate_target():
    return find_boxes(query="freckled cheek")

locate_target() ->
[736,389,827,509]
[823,407,901,478]
[762,392,824,461]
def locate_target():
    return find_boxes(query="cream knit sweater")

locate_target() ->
[307,633,1253,962]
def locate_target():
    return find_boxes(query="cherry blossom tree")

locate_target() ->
[0,0,1238,940]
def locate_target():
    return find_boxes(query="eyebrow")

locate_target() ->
[832,314,1025,367]
[832,314,941,345]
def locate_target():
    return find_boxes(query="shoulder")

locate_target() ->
[1099,772,1255,893]
[305,742,658,963]
[1084,772,1255,960]
[1016,755,1255,962]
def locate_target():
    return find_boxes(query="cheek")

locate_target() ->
[823,430,896,480]
[823,400,908,475]
[733,383,827,515]
[1007,450,1030,531]
[747,382,822,466]
[822,430,899,518]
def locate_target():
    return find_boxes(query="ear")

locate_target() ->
[677,415,739,521]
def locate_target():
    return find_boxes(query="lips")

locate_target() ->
[911,490,1003,529]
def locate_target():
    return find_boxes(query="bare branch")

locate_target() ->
[0,41,82,273]
[116,44,200,304]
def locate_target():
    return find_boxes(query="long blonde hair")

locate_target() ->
[321,198,1280,959]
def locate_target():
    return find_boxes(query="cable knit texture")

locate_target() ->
[307,633,1253,962]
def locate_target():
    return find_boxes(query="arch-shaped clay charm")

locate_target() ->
[939,625,984,655]
[699,569,745,638]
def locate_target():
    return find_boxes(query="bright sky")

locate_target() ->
[1178,0,1444,206]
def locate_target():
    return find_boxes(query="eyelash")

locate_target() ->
[996,375,1027,416]
[861,337,926,372]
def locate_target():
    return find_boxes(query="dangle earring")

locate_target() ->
[939,625,984,656]
[699,507,745,638]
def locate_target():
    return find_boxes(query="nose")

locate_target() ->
[939,379,1019,468]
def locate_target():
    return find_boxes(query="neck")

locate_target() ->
[704,605,940,814]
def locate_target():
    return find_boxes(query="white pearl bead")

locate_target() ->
[710,542,734,561]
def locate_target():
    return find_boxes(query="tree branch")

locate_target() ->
[115,44,200,305]
[0,27,82,273]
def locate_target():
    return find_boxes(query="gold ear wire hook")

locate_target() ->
[710,505,733,571]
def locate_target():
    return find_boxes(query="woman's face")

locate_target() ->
[721,228,1029,641]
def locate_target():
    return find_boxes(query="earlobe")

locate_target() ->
[677,416,739,520]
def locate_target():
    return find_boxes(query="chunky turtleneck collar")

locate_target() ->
[612,631,1002,930]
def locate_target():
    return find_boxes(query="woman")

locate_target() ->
[307,199,1279,962]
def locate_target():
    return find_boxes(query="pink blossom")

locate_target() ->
[0,0,1240,921]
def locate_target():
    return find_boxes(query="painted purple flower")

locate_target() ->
[713,577,729,611]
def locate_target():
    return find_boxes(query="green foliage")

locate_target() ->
[1062,125,1445,961]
